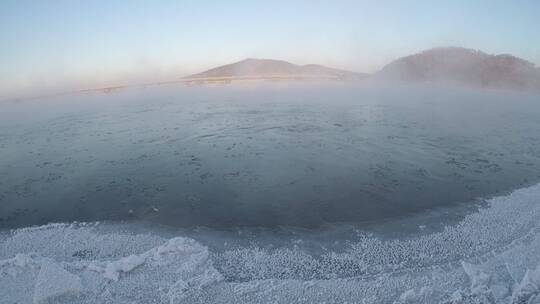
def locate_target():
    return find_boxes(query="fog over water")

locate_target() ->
[1,82,540,230]
[4,82,540,303]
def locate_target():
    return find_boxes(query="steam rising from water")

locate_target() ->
[1,82,540,229]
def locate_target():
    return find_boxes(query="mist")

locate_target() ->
[2,80,540,302]
[2,1,540,303]
[1,82,539,230]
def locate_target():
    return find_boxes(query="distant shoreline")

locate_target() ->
[1,76,360,103]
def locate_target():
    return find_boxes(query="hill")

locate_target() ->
[186,58,365,80]
[377,47,539,90]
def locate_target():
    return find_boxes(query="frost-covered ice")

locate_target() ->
[1,226,223,304]
[3,182,540,303]
[33,261,82,304]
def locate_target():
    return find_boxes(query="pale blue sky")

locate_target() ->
[1,0,539,96]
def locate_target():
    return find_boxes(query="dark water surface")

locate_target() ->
[1,83,540,229]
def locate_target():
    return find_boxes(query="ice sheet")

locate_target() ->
[2,182,540,303]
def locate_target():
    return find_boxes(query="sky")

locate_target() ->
[1,0,539,96]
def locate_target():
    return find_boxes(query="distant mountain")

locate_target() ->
[377,47,539,90]
[186,58,366,80]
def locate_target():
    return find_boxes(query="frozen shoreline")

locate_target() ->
[2,182,540,303]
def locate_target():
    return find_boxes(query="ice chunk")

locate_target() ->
[33,261,82,304]
[102,254,146,281]
[398,288,417,302]
[462,261,490,294]
[86,237,215,281]
[87,253,146,281]
[512,265,540,303]
[0,253,38,269]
